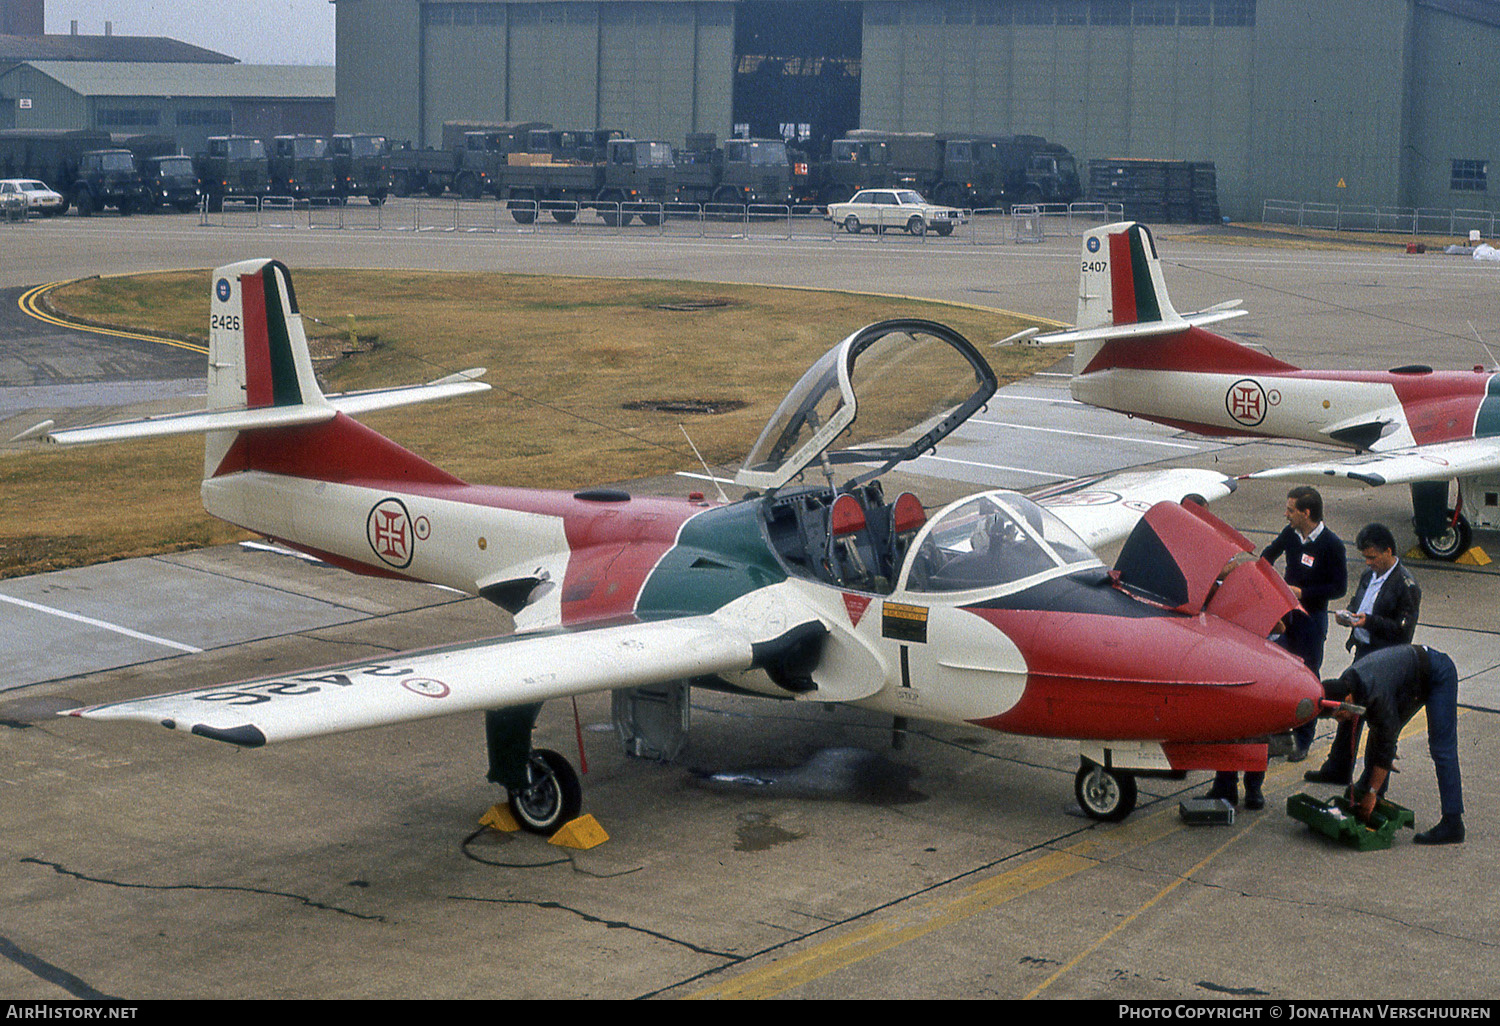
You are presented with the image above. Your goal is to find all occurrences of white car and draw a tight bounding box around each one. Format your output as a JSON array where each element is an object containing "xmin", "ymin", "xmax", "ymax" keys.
[
  {"xmin": 826, "ymin": 188, "xmax": 967, "ymax": 236},
  {"xmin": 0, "ymin": 179, "xmax": 66, "ymax": 217}
]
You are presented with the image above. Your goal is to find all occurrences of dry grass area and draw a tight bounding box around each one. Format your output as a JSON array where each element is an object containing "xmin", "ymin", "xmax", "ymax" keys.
[{"xmin": 2, "ymin": 270, "xmax": 1057, "ymax": 578}]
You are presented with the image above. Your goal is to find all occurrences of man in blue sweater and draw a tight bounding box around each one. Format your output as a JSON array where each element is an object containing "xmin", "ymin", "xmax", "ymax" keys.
[{"xmin": 1208, "ymin": 486, "xmax": 1347, "ymax": 809}]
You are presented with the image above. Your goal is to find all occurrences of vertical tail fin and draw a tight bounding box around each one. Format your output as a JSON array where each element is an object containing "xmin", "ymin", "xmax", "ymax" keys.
[
  {"xmin": 1075, "ymin": 222, "xmax": 1184, "ymax": 343},
  {"xmin": 205, "ymin": 259, "xmax": 331, "ymax": 474},
  {"xmin": 26, "ymin": 260, "xmax": 489, "ymax": 479}
]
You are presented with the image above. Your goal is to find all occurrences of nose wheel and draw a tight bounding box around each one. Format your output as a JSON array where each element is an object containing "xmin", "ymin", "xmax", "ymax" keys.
[
  {"xmin": 508, "ymin": 748, "xmax": 583, "ymax": 836},
  {"xmin": 1075, "ymin": 762, "xmax": 1138, "ymax": 822}
]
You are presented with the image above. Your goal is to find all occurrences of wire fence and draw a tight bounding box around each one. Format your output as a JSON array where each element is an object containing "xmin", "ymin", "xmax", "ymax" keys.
[
  {"xmin": 197, "ymin": 195, "xmax": 1124, "ymax": 245},
  {"xmin": 1262, "ymin": 199, "xmax": 1500, "ymax": 237}
]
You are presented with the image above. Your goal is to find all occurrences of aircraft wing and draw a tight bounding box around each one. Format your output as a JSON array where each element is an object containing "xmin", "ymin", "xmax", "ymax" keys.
[
  {"xmin": 1244, "ymin": 437, "xmax": 1500, "ymax": 488},
  {"xmin": 1030, "ymin": 467, "xmax": 1236, "ymax": 548},
  {"xmin": 65, "ymin": 591, "xmax": 825, "ymax": 747}
]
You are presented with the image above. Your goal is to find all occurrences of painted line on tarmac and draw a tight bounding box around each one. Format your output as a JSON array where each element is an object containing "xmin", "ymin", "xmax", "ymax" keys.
[
  {"xmin": 910, "ymin": 453, "xmax": 1073, "ymax": 480},
  {"xmin": 686, "ymin": 807, "xmax": 1186, "ymax": 999},
  {"xmin": 18, "ymin": 281, "xmax": 208, "ymax": 355},
  {"xmin": 1020, "ymin": 707, "xmax": 1470, "ymax": 999},
  {"xmin": 0, "ymin": 592, "xmax": 203, "ymax": 654},
  {"xmin": 971, "ymin": 417, "xmax": 1204, "ymax": 450},
  {"xmin": 690, "ymin": 707, "xmax": 1470, "ymax": 1000}
]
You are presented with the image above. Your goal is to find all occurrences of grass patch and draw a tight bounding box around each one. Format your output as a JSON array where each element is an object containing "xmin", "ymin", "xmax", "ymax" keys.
[{"xmin": 3, "ymin": 270, "xmax": 1058, "ymax": 578}]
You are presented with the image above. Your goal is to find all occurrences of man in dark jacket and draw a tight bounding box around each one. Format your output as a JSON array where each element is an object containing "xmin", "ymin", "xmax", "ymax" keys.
[
  {"xmin": 1321, "ymin": 645, "xmax": 1464, "ymax": 845},
  {"xmin": 1308, "ymin": 523, "xmax": 1421, "ymax": 785},
  {"xmin": 1208, "ymin": 486, "xmax": 1346, "ymax": 809}
]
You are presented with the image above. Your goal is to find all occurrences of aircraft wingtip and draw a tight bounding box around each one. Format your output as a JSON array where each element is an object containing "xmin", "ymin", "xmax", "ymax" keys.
[{"xmin": 8, "ymin": 419, "xmax": 55, "ymax": 443}]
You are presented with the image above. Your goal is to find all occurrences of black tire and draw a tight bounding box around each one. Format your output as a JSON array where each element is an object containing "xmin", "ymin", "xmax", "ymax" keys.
[
  {"xmin": 508, "ymin": 194, "xmax": 537, "ymax": 224},
  {"xmin": 843, "ymin": 214, "xmax": 861, "ymax": 234},
  {"xmin": 1074, "ymin": 763, "xmax": 1137, "ymax": 822},
  {"xmin": 934, "ymin": 184, "xmax": 965, "ymax": 209},
  {"xmin": 458, "ymin": 175, "xmax": 483, "ymax": 201},
  {"xmin": 369, "ymin": 192, "xmax": 387, "ymax": 206},
  {"xmin": 73, "ymin": 188, "xmax": 94, "ymax": 217},
  {"xmin": 1418, "ymin": 510, "xmax": 1472, "ymax": 561},
  {"xmin": 507, "ymin": 749, "xmax": 582, "ymax": 836},
  {"xmin": 934, "ymin": 222, "xmax": 954, "ymax": 237},
  {"xmin": 550, "ymin": 208, "xmax": 577, "ymax": 224},
  {"xmin": 906, "ymin": 215, "xmax": 926, "ymax": 236}
]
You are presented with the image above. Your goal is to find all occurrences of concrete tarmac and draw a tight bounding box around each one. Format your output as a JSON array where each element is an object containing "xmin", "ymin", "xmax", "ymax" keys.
[{"xmin": 1, "ymin": 212, "xmax": 1497, "ymax": 1000}]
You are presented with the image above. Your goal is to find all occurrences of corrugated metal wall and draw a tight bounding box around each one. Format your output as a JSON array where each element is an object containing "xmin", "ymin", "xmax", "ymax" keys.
[{"xmin": 334, "ymin": 0, "xmax": 1500, "ymax": 219}]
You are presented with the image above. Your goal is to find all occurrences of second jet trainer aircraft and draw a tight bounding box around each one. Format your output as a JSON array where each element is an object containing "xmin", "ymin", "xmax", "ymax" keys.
[
  {"xmin": 21, "ymin": 260, "xmax": 1324, "ymax": 828},
  {"xmin": 1027, "ymin": 221, "xmax": 1499, "ymax": 560}
]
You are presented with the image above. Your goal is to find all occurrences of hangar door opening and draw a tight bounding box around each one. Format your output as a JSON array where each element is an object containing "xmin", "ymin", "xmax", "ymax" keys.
[{"xmin": 732, "ymin": 0, "xmax": 861, "ymax": 157}]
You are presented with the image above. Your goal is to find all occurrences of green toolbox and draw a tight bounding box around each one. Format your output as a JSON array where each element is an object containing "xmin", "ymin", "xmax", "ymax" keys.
[{"xmin": 1286, "ymin": 792, "xmax": 1416, "ymax": 851}]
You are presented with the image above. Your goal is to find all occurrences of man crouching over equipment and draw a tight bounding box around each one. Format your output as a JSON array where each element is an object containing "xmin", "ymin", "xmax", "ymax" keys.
[{"xmin": 1322, "ymin": 645, "xmax": 1465, "ymax": 845}]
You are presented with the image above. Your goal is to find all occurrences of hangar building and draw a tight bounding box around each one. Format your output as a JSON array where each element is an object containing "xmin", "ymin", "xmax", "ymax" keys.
[{"xmin": 333, "ymin": 0, "xmax": 1500, "ymax": 220}]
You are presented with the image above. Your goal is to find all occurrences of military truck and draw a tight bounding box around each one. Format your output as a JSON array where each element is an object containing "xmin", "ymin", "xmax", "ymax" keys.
[
  {"xmin": 268, "ymin": 135, "xmax": 335, "ymax": 199},
  {"xmin": 386, "ymin": 121, "xmax": 548, "ymax": 199},
  {"xmin": 138, "ymin": 154, "xmax": 201, "ymax": 212},
  {"xmin": 195, "ymin": 135, "xmax": 269, "ymax": 210},
  {"xmin": 927, "ymin": 134, "xmax": 1081, "ymax": 209},
  {"xmin": 0, "ymin": 129, "xmax": 151, "ymax": 214},
  {"xmin": 814, "ymin": 130, "xmax": 1081, "ymax": 210},
  {"xmin": 673, "ymin": 135, "xmax": 795, "ymax": 208},
  {"xmin": 330, "ymin": 134, "xmax": 391, "ymax": 204},
  {"xmin": 490, "ymin": 137, "xmax": 679, "ymax": 225}
]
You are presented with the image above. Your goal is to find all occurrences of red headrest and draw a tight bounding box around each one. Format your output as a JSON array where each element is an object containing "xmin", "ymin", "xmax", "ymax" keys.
[
  {"xmin": 830, "ymin": 493, "xmax": 867, "ymax": 536},
  {"xmin": 892, "ymin": 492, "xmax": 926, "ymax": 535}
]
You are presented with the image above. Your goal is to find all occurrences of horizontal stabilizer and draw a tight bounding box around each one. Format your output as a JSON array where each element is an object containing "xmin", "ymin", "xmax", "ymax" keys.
[
  {"xmin": 1244, "ymin": 438, "xmax": 1500, "ymax": 488},
  {"xmin": 327, "ymin": 372, "xmax": 490, "ymax": 416},
  {"xmin": 21, "ymin": 373, "xmax": 490, "ymax": 446},
  {"xmin": 25, "ymin": 404, "xmax": 337, "ymax": 446},
  {"xmin": 1028, "ymin": 307, "xmax": 1248, "ymax": 349}
]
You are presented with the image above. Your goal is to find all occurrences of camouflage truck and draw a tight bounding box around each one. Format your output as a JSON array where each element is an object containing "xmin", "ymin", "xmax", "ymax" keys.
[
  {"xmin": 673, "ymin": 135, "xmax": 795, "ymax": 208},
  {"xmin": 490, "ymin": 138, "xmax": 679, "ymax": 225},
  {"xmin": 195, "ymin": 135, "xmax": 269, "ymax": 210},
  {"xmin": 813, "ymin": 130, "xmax": 1081, "ymax": 210},
  {"xmin": 0, "ymin": 129, "xmax": 149, "ymax": 214},
  {"xmin": 269, "ymin": 135, "xmax": 336, "ymax": 199},
  {"xmin": 330, "ymin": 134, "xmax": 392, "ymax": 204}
]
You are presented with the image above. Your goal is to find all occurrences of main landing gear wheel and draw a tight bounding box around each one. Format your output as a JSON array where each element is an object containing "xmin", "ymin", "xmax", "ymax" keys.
[
  {"xmin": 1417, "ymin": 510, "xmax": 1472, "ymax": 561},
  {"xmin": 507, "ymin": 748, "xmax": 582, "ymax": 835},
  {"xmin": 1075, "ymin": 763, "xmax": 1137, "ymax": 822}
]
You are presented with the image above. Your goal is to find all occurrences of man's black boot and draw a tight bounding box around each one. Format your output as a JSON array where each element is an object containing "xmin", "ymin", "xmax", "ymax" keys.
[
  {"xmin": 1413, "ymin": 815, "xmax": 1465, "ymax": 846},
  {"xmin": 1303, "ymin": 761, "xmax": 1352, "ymax": 785}
]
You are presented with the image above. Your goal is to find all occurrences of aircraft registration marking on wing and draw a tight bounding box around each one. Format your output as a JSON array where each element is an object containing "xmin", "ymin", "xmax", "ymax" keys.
[
  {"xmin": 192, "ymin": 665, "xmax": 416, "ymax": 707},
  {"xmin": 881, "ymin": 602, "xmax": 928, "ymax": 644}
]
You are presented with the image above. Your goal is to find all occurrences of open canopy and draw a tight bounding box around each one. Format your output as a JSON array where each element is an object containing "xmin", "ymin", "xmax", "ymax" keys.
[{"xmin": 734, "ymin": 319, "xmax": 997, "ymax": 492}]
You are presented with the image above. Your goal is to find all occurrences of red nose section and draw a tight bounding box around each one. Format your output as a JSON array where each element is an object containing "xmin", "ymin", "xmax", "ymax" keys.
[{"xmin": 970, "ymin": 608, "xmax": 1323, "ymax": 742}]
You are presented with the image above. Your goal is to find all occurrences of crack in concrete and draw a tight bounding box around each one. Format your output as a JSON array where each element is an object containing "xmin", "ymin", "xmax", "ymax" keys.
[
  {"xmin": 449, "ymin": 893, "xmax": 737, "ymax": 959},
  {"xmin": 21, "ymin": 857, "xmax": 388, "ymax": 923}
]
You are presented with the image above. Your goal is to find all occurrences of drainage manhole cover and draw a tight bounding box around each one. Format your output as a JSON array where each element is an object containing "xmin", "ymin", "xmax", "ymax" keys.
[
  {"xmin": 623, "ymin": 398, "xmax": 747, "ymax": 415},
  {"xmin": 653, "ymin": 299, "xmax": 731, "ymax": 311}
]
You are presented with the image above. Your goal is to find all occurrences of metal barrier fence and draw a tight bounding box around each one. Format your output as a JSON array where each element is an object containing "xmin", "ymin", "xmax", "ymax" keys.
[
  {"xmin": 198, "ymin": 195, "xmax": 1124, "ymax": 243},
  {"xmin": 1262, "ymin": 199, "xmax": 1499, "ymax": 237}
]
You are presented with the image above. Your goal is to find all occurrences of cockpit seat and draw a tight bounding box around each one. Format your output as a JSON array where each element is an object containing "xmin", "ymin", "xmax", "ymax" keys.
[
  {"xmin": 829, "ymin": 492, "xmax": 881, "ymax": 591},
  {"xmin": 889, "ymin": 492, "xmax": 926, "ymax": 573}
]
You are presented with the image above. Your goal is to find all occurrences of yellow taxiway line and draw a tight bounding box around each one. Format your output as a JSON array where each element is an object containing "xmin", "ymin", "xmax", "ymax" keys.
[
  {"xmin": 690, "ymin": 709, "xmax": 1462, "ymax": 1000},
  {"xmin": 17, "ymin": 281, "xmax": 208, "ymax": 355}
]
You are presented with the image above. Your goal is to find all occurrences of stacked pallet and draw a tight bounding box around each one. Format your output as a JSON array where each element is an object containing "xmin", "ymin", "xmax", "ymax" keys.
[{"xmin": 1088, "ymin": 158, "xmax": 1221, "ymax": 224}]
